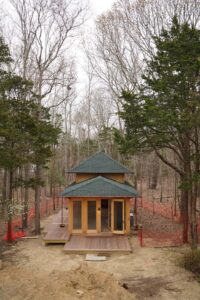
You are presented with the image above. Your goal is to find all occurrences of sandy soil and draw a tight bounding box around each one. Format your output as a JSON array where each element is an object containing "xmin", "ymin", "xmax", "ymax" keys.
[{"xmin": 1, "ymin": 216, "xmax": 200, "ymax": 300}]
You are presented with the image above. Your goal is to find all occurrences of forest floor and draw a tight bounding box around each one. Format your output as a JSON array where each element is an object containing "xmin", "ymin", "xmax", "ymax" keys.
[{"xmin": 1, "ymin": 214, "xmax": 200, "ymax": 300}]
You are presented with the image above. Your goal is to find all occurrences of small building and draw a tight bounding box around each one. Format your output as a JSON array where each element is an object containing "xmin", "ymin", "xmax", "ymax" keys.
[{"xmin": 61, "ymin": 151, "xmax": 138, "ymax": 236}]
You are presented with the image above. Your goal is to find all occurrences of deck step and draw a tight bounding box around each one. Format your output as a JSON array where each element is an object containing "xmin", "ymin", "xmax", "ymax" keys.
[{"xmin": 63, "ymin": 235, "xmax": 132, "ymax": 253}]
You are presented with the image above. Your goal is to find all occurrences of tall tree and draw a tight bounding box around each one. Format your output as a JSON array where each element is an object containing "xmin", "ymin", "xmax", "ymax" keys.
[
  {"xmin": 5, "ymin": 0, "xmax": 88, "ymax": 233},
  {"xmin": 0, "ymin": 36, "xmax": 61, "ymax": 238},
  {"xmin": 115, "ymin": 17, "xmax": 200, "ymax": 248}
]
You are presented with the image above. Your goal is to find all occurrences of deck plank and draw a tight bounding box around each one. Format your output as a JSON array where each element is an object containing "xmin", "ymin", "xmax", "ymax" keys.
[
  {"xmin": 43, "ymin": 209, "xmax": 70, "ymax": 244},
  {"xmin": 43, "ymin": 209, "xmax": 131, "ymax": 252},
  {"xmin": 64, "ymin": 235, "xmax": 132, "ymax": 253}
]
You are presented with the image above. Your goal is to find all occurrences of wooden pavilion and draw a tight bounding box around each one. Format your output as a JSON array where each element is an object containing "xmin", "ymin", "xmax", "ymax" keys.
[
  {"xmin": 44, "ymin": 151, "xmax": 138, "ymax": 253},
  {"xmin": 62, "ymin": 152, "xmax": 138, "ymax": 235}
]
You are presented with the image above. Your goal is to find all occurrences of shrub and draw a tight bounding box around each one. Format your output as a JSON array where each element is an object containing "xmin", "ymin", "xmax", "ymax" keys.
[{"xmin": 181, "ymin": 250, "xmax": 200, "ymax": 275}]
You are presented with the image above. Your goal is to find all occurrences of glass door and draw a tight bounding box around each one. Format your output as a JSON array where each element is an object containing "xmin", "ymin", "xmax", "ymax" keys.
[
  {"xmin": 101, "ymin": 199, "xmax": 111, "ymax": 232},
  {"xmin": 87, "ymin": 200, "xmax": 97, "ymax": 233},
  {"xmin": 72, "ymin": 200, "xmax": 82, "ymax": 233},
  {"xmin": 112, "ymin": 200, "xmax": 124, "ymax": 234}
]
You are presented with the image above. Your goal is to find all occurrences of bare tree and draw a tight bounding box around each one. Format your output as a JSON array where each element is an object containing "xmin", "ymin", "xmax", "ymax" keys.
[
  {"xmin": 84, "ymin": 0, "xmax": 200, "ymax": 132},
  {"xmin": 5, "ymin": 0, "xmax": 88, "ymax": 234},
  {"xmin": 116, "ymin": 0, "xmax": 200, "ymax": 60}
]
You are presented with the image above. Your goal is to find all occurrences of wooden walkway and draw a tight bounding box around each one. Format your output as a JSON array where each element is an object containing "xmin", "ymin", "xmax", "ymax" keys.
[
  {"xmin": 43, "ymin": 209, "xmax": 70, "ymax": 244},
  {"xmin": 64, "ymin": 235, "xmax": 132, "ymax": 253}
]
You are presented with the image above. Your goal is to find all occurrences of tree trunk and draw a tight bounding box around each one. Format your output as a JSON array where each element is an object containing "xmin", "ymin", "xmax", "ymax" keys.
[
  {"xmin": 150, "ymin": 153, "xmax": 159, "ymax": 189},
  {"xmin": 22, "ymin": 165, "xmax": 29, "ymax": 229},
  {"xmin": 189, "ymin": 186, "xmax": 198, "ymax": 249},
  {"xmin": 50, "ymin": 173, "xmax": 53, "ymax": 197},
  {"xmin": 189, "ymin": 127, "xmax": 199, "ymax": 249},
  {"xmin": 7, "ymin": 169, "xmax": 13, "ymax": 242},
  {"xmin": 2, "ymin": 169, "xmax": 8, "ymax": 213},
  {"xmin": 52, "ymin": 144, "xmax": 56, "ymax": 211},
  {"xmin": 35, "ymin": 165, "xmax": 41, "ymax": 235},
  {"xmin": 180, "ymin": 186, "xmax": 189, "ymax": 244}
]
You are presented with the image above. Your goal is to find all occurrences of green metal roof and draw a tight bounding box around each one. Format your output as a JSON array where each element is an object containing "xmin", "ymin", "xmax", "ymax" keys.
[
  {"xmin": 61, "ymin": 176, "xmax": 138, "ymax": 197},
  {"xmin": 68, "ymin": 151, "xmax": 131, "ymax": 174}
]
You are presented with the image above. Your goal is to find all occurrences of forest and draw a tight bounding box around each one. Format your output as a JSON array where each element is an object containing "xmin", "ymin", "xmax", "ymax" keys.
[{"xmin": 0, "ymin": 0, "xmax": 200, "ymax": 251}]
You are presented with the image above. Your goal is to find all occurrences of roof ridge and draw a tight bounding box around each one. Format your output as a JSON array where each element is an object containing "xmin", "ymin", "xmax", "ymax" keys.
[
  {"xmin": 69, "ymin": 152, "xmax": 100, "ymax": 172},
  {"xmin": 68, "ymin": 151, "xmax": 131, "ymax": 173}
]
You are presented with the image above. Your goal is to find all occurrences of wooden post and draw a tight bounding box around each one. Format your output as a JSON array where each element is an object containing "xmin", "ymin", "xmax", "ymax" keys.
[
  {"xmin": 138, "ymin": 224, "xmax": 143, "ymax": 247},
  {"xmin": 60, "ymin": 197, "xmax": 65, "ymax": 227},
  {"xmin": 68, "ymin": 198, "xmax": 73, "ymax": 234},
  {"xmin": 174, "ymin": 171, "xmax": 177, "ymax": 216},
  {"xmin": 82, "ymin": 200, "xmax": 87, "ymax": 234},
  {"xmin": 7, "ymin": 169, "xmax": 14, "ymax": 242},
  {"xmin": 53, "ymin": 186, "xmax": 56, "ymax": 211},
  {"xmin": 153, "ymin": 198, "xmax": 155, "ymax": 215},
  {"xmin": 126, "ymin": 199, "xmax": 130, "ymax": 234},
  {"xmin": 61, "ymin": 197, "xmax": 64, "ymax": 225},
  {"xmin": 111, "ymin": 200, "xmax": 114, "ymax": 232},
  {"xmin": 134, "ymin": 197, "xmax": 138, "ymax": 229},
  {"xmin": 46, "ymin": 198, "xmax": 48, "ymax": 216}
]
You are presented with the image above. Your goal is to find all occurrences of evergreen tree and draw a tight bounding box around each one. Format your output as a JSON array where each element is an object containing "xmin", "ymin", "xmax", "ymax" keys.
[
  {"xmin": 115, "ymin": 17, "xmax": 200, "ymax": 248},
  {"xmin": 0, "ymin": 38, "xmax": 61, "ymax": 240}
]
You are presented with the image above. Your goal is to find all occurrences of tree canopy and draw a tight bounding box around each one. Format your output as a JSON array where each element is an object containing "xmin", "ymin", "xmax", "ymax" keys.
[{"xmin": 115, "ymin": 16, "xmax": 200, "ymax": 248}]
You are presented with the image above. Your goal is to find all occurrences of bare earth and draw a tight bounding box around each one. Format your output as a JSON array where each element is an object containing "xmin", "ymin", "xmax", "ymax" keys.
[{"xmin": 1, "ymin": 216, "xmax": 200, "ymax": 300}]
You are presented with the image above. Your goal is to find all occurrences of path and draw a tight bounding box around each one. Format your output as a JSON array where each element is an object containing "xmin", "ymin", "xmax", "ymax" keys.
[{"xmin": 1, "ymin": 213, "xmax": 200, "ymax": 300}]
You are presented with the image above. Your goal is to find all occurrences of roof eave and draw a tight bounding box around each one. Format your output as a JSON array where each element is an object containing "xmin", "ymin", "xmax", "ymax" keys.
[
  {"xmin": 65, "ymin": 170, "xmax": 133, "ymax": 174},
  {"xmin": 61, "ymin": 194, "xmax": 138, "ymax": 198}
]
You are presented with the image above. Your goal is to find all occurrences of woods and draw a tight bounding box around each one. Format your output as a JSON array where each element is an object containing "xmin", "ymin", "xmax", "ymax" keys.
[
  {"xmin": 0, "ymin": 0, "xmax": 200, "ymax": 250},
  {"xmin": 1, "ymin": 1, "xmax": 200, "ymax": 300}
]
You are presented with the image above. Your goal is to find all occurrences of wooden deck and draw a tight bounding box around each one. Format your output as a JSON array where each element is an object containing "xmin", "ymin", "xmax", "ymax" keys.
[
  {"xmin": 63, "ymin": 235, "xmax": 132, "ymax": 253},
  {"xmin": 43, "ymin": 209, "xmax": 70, "ymax": 244},
  {"xmin": 44, "ymin": 209, "xmax": 132, "ymax": 253}
]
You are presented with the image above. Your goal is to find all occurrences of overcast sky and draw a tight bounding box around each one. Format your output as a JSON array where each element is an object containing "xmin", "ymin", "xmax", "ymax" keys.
[
  {"xmin": 90, "ymin": 0, "xmax": 115, "ymax": 15},
  {"xmin": 75, "ymin": 0, "xmax": 116, "ymax": 94}
]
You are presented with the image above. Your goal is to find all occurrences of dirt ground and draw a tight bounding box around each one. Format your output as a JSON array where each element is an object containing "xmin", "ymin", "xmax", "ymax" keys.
[{"xmin": 1, "ymin": 216, "xmax": 200, "ymax": 300}]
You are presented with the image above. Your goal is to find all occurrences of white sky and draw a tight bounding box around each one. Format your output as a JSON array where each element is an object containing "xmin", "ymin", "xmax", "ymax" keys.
[{"xmin": 90, "ymin": 0, "xmax": 116, "ymax": 15}]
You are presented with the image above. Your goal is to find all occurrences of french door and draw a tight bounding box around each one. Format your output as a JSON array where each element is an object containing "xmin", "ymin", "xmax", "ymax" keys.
[
  {"xmin": 112, "ymin": 200, "xmax": 125, "ymax": 234},
  {"xmin": 85, "ymin": 199, "xmax": 125, "ymax": 234},
  {"xmin": 86, "ymin": 200, "xmax": 97, "ymax": 233}
]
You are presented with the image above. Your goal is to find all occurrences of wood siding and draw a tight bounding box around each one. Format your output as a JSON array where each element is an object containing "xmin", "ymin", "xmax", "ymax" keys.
[{"xmin": 76, "ymin": 173, "xmax": 125, "ymax": 183}]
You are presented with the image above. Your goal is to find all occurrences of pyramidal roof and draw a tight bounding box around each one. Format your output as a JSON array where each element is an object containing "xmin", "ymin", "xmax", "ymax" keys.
[
  {"xmin": 61, "ymin": 176, "xmax": 138, "ymax": 197},
  {"xmin": 68, "ymin": 151, "xmax": 131, "ymax": 174}
]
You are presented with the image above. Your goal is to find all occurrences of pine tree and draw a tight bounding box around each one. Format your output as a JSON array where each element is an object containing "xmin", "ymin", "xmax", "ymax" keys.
[
  {"xmin": 116, "ymin": 17, "xmax": 200, "ymax": 248},
  {"xmin": 0, "ymin": 38, "xmax": 61, "ymax": 240}
]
